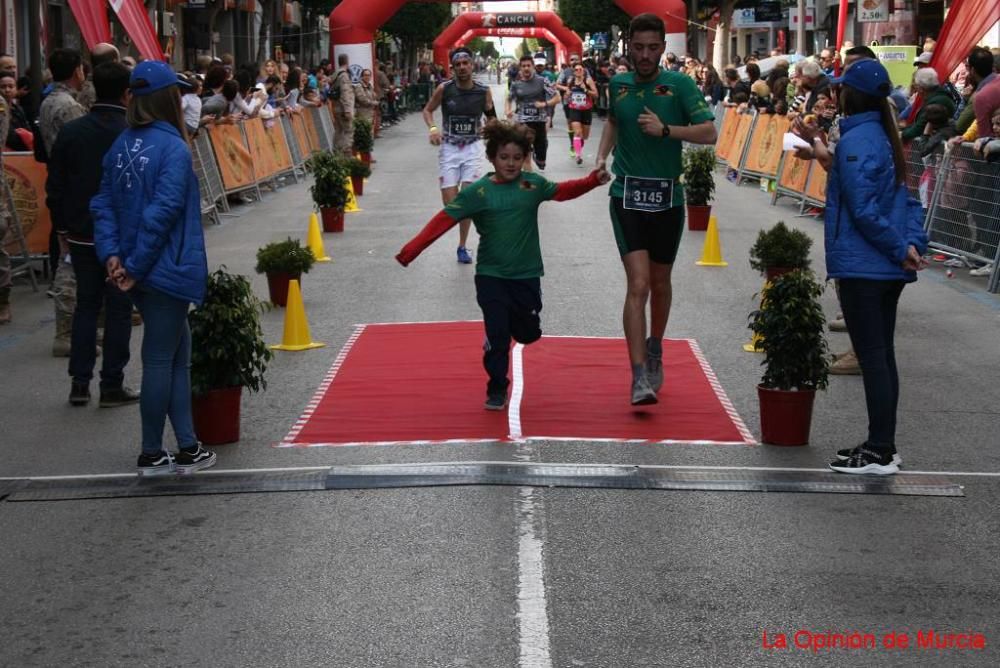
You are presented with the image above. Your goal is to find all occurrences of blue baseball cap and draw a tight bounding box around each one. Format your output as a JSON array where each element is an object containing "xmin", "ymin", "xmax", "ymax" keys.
[
  {"xmin": 829, "ymin": 58, "xmax": 892, "ymax": 98},
  {"xmin": 130, "ymin": 61, "xmax": 193, "ymax": 96}
]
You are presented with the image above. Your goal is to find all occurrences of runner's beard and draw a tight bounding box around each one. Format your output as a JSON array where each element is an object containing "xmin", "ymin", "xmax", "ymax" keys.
[{"xmin": 632, "ymin": 57, "xmax": 657, "ymax": 78}]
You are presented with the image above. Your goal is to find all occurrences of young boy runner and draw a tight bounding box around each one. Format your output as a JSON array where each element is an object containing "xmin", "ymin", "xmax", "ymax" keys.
[{"xmin": 397, "ymin": 121, "xmax": 610, "ymax": 410}]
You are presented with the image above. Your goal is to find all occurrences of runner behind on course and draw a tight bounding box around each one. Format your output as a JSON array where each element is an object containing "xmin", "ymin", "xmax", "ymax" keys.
[
  {"xmin": 557, "ymin": 62, "xmax": 598, "ymax": 165},
  {"xmin": 397, "ymin": 120, "xmax": 611, "ymax": 411},
  {"xmin": 506, "ymin": 54, "xmax": 560, "ymax": 170},
  {"xmin": 595, "ymin": 13, "xmax": 717, "ymax": 406},
  {"xmin": 557, "ymin": 54, "xmax": 591, "ymax": 157},
  {"xmin": 423, "ymin": 47, "xmax": 496, "ymax": 265}
]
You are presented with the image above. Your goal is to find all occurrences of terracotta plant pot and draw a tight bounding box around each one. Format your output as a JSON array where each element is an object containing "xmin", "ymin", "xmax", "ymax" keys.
[
  {"xmin": 320, "ymin": 207, "xmax": 344, "ymax": 233},
  {"xmin": 265, "ymin": 271, "xmax": 301, "ymax": 307},
  {"xmin": 687, "ymin": 204, "xmax": 711, "ymax": 231},
  {"xmin": 351, "ymin": 175, "xmax": 364, "ymax": 197},
  {"xmin": 360, "ymin": 152, "xmax": 372, "ymax": 167},
  {"xmin": 192, "ymin": 386, "xmax": 242, "ymax": 445},
  {"xmin": 757, "ymin": 384, "xmax": 816, "ymax": 446},
  {"xmin": 765, "ymin": 266, "xmax": 794, "ymax": 282}
]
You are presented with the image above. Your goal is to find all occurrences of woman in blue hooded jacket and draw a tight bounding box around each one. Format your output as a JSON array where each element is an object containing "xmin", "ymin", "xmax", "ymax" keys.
[
  {"xmin": 823, "ymin": 60, "xmax": 928, "ymax": 476},
  {"xmin": 92, "ymin": 61, "xmax": 215, "ymax": 477}
]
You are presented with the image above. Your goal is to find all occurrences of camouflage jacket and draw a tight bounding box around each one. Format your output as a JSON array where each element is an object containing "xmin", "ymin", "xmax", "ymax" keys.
[{"xmin": 39, "ymin": 82, "xmax": 85, "ymax": 155}]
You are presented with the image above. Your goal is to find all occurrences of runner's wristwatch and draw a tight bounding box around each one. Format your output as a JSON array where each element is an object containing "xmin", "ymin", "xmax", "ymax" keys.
[{"xmin": 661, "ymin": 124, "xmax": 671, "ymax": 138}]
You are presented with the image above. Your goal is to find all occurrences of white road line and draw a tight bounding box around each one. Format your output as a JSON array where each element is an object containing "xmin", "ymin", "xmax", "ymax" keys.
[
  {"xmin": 509, "ymin": 343, "xmax": 525, "ymax": 441},
  {"xmin": 516, "ymin": 486, "xmax": 552, "ymax": 668}
]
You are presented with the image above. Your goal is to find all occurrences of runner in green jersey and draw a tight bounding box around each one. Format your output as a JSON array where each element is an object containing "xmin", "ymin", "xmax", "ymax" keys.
[
  {"xmin": 398, "ymin": 121, "xmax": 609, "ymax": 411},
  {"xmin": 595, "ymin": 13, "xmax": 717, "ymax": 406}
]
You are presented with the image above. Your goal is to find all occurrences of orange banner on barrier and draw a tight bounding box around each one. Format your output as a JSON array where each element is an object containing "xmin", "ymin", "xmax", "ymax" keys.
[
  {"xmin": 804, "ymin": 162, "xmax": 828, "ymax": 204},
  {"xmin": 744, "ymin": 114, "xmax": 790, "ymax": 178},
  {"xmin": 727, "ymin": 114, "xmax": 755, "ymax": 170},
  {"xmin": 291, "ymin": 113, "xmax": 312, "ymax": 157},
  {"xmin": 242, "ymin": 118, "xmax": 278, "ymax": 182},
  {"xmin": 208, "ymin": 124, "xmax": 255, "ymax": 191},
  {"xmin": 3, "ymin": 154, "xmax": 52, "ymax": 254},
  {"xmin": 777, "ymin": 151, "xmax": 810, "ymax": 194},
  {"xmin": 302, "ymin": 110, "xmax": 322, "ymax": 154},
  {"xmin": 715, "ymin": 108, "xmax": 740, "ymax": 162},
  {"xmin": 263, "ymin": 121, "xmax": 293, "ymax": 172}
]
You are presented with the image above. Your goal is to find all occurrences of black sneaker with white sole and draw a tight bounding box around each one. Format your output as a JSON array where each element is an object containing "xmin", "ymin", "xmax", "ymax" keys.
[
  {"xmin": 137, "ymin": 451, "xmax": 175, "ymax": 477},
  {"xmin": 829, "ymin": 446, "xmax": 899, "ymax": 475},
  {"xmin": 484, "ymin": 391, "xmax": 507, "ymax": 411},
  {"xmin": 175, "ymin": 444, "xmax": 217, "ymax": 475},
  {"xmin": 836, "ymin": 445, "xmax": 902, "ymax": 467}
]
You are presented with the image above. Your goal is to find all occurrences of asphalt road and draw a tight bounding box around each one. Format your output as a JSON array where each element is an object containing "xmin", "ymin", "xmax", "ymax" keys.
[{"xmin": 2, "ymin": 79, "xmax": 998, "ymax": 666}]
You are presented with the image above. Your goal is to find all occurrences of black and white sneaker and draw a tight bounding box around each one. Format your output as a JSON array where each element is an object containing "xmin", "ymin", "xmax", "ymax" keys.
[
  {"xmin": 137, "ymin": 451, "xmax": 175, "ymax": 477},
  {"xmin": 175, "ymin": 444, "xmax": 217, "ymax": 475},
  {"xmin": 829, "ymin": 446, "xmax": 899, "ymax": 475},
  {"xmin": 836, "ymin": 445, "xmax": 902, "ymax": 467}
]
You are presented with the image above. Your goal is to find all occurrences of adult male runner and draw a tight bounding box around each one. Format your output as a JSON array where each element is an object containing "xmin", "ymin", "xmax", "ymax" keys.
[
  {"xmin": 595, "ymin": 13, "xmax": 717, "ymax": 405},
  {"xmin": 506, "ymin": 54, "xmax": 559, "ymax": 170},
  {"xmin": 423, "ymin": 47, "xmax": 496, "ymax": 264}
]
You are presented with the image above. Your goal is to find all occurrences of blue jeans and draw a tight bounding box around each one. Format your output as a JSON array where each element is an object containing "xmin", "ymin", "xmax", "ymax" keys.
[
  {"xmin": 838, "ymin": 278, "xmax": 906, "ymax": 449},
  {"xmin": 131, "ymin": 287, "xmax": 197, "ymax": 454},
  {"xmin": 69, "ymin": 244, "xmax": 133, "ymax": 387}
]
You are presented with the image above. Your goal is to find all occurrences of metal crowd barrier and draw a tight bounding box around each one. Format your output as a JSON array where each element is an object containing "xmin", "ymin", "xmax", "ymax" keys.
[
  {"xmin": 281, "ymin": 115, "xmax": 307, "ymax": 175},
  {"xmin": 922, "ymin": 142, "xmax": 1000, "ymax": 292},
  {"xmin": 190, "ymin": 133, "xmax": 223, "ymax": 224}
]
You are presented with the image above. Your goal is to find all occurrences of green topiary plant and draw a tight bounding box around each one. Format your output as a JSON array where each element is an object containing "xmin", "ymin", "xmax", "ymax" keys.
[
  {"xmin": 749, "ymin": 269, "xmax": 830, "ymax": 391},
  {"xmin": 189, "ymin": 267, "xmax": 273, "ymax": 396},
  {"xmin": 254, "ymin": 238, "xmax": 316, "ymax": 275},
  {"xmin": 305, "ymin": 150, "xmax": 350, "ymax": 210},
  {"xmin": 682, "ymin": 146, "xmax": 717, "ymax": 206},
  {"xmin": 749, "ymin": 221, "xmax": 813, "ymax": 273},
  {"xmin": 353, "ymin": 117, "xmax": 374, "ymax": 154},
  {"xmin": 347, "ymin": 156, "xmax": 372, "ymax": 179}
]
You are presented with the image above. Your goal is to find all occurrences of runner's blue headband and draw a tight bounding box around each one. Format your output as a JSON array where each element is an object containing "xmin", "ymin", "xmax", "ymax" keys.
[{"xmin": 451, "ymin": 50, "xmax": 473, "ymax": 63}]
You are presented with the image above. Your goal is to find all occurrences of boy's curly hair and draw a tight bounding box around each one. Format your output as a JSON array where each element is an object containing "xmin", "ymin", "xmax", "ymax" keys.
[{"xmin": 482, "ymin": 119, "xmax": 533, "ymax": 160}]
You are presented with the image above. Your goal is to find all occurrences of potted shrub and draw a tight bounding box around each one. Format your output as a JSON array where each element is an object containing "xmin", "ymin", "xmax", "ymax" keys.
[
  {"xmin": 683, "ymin": 146, "xmax": 716, "ymax": 231},
  {"xmin": 189, "ymin": 267, "xmax": 273, "ymax": 445},
  {"xmin": 749, "ymin": 269, "xmax": 830, "ymax": 446},
  {"xmin": 347, "ymin": 156, "xmax": 372, "ymax": 197},
  {"xmin": 305, "ymin": 150, "xmax": 350, "ymax": 232},
  {"xmin": 749, "ymin": 220, "xmax": 813, "ymax": 281},
  {"xmin": 353, "ymin": 117, "xmax": 374, "ymax": 165},
  {"xmin": 255, "ymin": 237, "xmax": 316, "ymax": 306}
]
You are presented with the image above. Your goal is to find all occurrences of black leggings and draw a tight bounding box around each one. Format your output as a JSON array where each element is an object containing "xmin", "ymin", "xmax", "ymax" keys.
[
  {"xmin": 524, "ymin": 121, "xmax": 548, "ymax": 164},
  {"xmin": 838, "ymin": 278, "xmax": 906, "ymax": 448},
  {"xmin": 475, "ymin": 275, "xmax": 542, "ymax": 395}
]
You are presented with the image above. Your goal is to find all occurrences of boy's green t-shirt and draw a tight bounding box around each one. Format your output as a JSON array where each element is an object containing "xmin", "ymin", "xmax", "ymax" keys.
[
  {"xmin": 445, "ymin": 171, "xmax": 559, "ymax": 279},
  {"xmin": 608, "ymin": 69, "xmax": 715, "ymax": 204}
]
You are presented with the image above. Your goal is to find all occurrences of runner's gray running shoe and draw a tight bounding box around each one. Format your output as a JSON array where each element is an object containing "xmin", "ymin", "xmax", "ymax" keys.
[
  {"xmin": 645, "ymin": 337, "xmax": 663, "ymax": 393},
  {"xmin": 631, "ymin": 374, "xmax": 658, "ymax": 406}
]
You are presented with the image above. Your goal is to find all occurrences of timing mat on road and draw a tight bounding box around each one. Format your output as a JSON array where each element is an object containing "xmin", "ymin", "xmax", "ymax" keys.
[{"xmin": 279, "ymin": 321, "xmax": 756, "ymax": 448}]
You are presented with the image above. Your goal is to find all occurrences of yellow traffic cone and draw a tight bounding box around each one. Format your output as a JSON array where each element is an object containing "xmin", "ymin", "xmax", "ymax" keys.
[
  {"xmin": 344, "ymin": 176, "xmax": 362, "ymax": 213},
  {"xmin": 306, "ymin": 213, "xmax": 331, "ymax": 262},
  {"xmin": 696, "ymin": 215, "xmax": 728, "ymax": 267},
  {"xmin": 270, "ymin": 280, "xmax": 325, "ymax": 351},
  {"xmin": 742, "ymin": 332, "xmax": 764, "ymax": 353}
]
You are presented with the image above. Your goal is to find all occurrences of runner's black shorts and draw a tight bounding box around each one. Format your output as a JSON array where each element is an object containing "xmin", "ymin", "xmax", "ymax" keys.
[
  {"xmin": 567, "ymin": 109, "xmax": 593, "ymax": 125},
  {"xmin": 609, "ymin": 198, "xmax": 685, "ymax": 264}
]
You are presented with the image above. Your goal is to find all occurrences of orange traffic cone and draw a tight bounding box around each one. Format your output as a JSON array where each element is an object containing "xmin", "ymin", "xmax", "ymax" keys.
[
  {"xmin": 306, "ymin": 213, "xmax": 331, "ymax": 262},
  {"xmin": 696, "ymin": 215, "xmax": 728, "ymax": 267},
  {"xmin": 270, "ymin": 280, "xmax": 325, "ymax": 351}
]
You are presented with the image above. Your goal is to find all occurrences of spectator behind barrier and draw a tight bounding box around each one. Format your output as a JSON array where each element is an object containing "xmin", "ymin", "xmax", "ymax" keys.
[{"xmin": 902, "ymin": 68, "xmax": 956, "ymax": 142}]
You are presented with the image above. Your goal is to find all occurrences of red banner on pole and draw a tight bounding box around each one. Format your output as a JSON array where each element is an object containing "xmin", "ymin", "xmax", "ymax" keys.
[
  {"xmin": 68, "ymin": 0, "xmax": 111, "ymax": 50},
  {"xmin": 930, "ymin": 0, "xmax": 1000, "ymax": 87},
  {"xmin": 108, "ymin": 0, "xmax": 165, "ymax": 62}
]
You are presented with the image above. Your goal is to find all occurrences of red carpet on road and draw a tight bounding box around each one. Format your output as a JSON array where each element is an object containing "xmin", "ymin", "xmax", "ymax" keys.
[{"xmin": 280, "ymin": 321, "xmax": 755, "ymax": 448}]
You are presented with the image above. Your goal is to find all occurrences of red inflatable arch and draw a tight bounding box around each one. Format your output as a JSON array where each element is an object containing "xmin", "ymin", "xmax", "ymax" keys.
[
  {"xmin": 329, "ymin": 1, "xmax": 687, "ymax": 83},
  {"xmin": 436, "ymin": 12, "xmax": 581, "ymax": 74},
  {"xmin": 453, "ymin": 28, "xmax": 570, "ymax": 68}
]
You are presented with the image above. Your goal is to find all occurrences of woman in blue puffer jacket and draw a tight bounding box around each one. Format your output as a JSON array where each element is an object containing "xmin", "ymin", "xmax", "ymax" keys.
[
  {"xmin": 823, "ymin": 59, "xmax": 928, "ymax": 476},
  {"xmin": 92, "ymin": 61, "xmax": 215, "ymax": 478}
]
